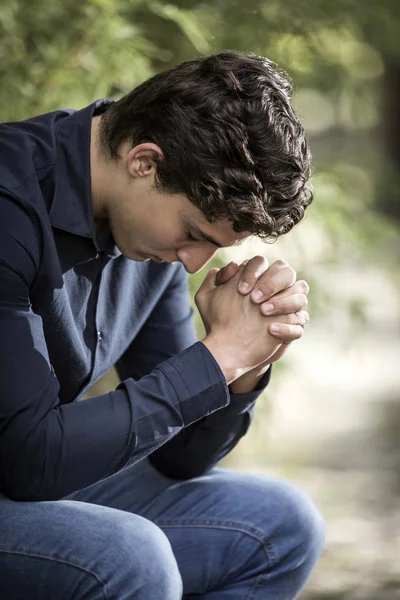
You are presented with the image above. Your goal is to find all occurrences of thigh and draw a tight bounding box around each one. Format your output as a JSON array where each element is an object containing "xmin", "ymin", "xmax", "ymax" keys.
[
  {"xmin": 67, "ymin": 458, "xmax": 324, "ymax": 597},
  {"xmin": 0, "ymin": 490, "xmax": 181, "ymax": 600}
]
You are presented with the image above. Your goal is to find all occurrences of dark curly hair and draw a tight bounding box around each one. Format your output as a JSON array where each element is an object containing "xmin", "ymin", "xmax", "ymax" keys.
[{"xmin": 99, "ymin": 50, "xmax": 313, "ymax": 240}]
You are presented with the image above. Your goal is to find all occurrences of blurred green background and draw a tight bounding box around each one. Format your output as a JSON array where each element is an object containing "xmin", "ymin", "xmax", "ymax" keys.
[{"xmin": 2, "ymin": 0, "xmax": 400, "ymax": 597}]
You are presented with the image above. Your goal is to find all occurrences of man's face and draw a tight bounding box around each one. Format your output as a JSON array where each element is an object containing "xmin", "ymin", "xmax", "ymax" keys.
[
  {"xmin": 108, "ymin": 185, "xmax": 248, "ymax": 274},
  {"xmin": 104, "ymin": 144, "xmax": 249, "ymax": 274}
]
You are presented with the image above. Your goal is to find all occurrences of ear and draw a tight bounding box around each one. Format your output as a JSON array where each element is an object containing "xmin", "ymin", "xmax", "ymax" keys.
[{"xmin": 126, "ymin": 143, "xmax": 163, "ymax": 178}]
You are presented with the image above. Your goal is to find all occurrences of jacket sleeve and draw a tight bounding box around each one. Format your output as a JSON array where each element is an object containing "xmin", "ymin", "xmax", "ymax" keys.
[
  {"xmin": 0, "ymin": 193, "xmax": 230, "ymax": 502},
  {"xmin": 116, "ymin": 263, "xmax": 272, "ymax": 480}
]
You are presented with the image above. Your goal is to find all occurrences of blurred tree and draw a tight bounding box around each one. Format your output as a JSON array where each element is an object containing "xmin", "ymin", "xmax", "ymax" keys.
[
  {"xmin": 1, "ymin": 0, "xmax": 399, "ymax": 323},
  {"xmin": 0, "ymin": 0, "xmax": 157, "ymax": 119}
]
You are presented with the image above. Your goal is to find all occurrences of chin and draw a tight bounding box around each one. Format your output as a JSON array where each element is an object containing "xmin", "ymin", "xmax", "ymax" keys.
[
  {"xmin": 119, "ymin": 246, "xmax": 147, "ymax": 261},
  {"xmin": 125, "ymin": 243, "xmax": 147, "ymax": 260}
]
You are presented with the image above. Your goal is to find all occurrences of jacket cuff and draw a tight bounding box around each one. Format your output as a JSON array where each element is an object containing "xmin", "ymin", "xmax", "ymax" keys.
[
  {"xmin": 156, "ymin": 341, "xmax": 230, "ymax": 425},
  {"xmin": 228, "ymin": 366, "xmax": 272, "ymax": 414}
]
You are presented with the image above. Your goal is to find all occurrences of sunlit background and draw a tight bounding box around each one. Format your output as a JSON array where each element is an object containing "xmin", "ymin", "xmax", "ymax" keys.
[{"xmin": 2, "ymin": 1, "xmax": 400, "ymax": 597}]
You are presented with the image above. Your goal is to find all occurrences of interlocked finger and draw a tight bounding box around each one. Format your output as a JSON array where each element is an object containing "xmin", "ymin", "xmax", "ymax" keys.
[
  {"xmin": 261, "ymin": 292, "xmax": 308, "ymax": 316},
  {"xmin": 269, "ymin": 322, "xmax": 304, "ymax": 343},
  {"xmin": 250, "ymin": 262, "xmax": 297, "ymax": 303},
  {"xmin": 267, "ymin": 309, "xmax": 309, "ymax": 342}
]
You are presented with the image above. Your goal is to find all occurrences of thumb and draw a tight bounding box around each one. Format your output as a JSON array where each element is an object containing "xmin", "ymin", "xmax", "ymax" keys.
[
  {"xmin": 216, "ymin": 261, "xmax": 240, "ymax": 285},
  {"xmin": 198, "ymin": 268, "xmax": 220, "ymax": 294}
]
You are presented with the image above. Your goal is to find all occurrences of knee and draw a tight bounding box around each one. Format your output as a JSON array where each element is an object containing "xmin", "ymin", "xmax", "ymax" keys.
[
  {"xmin": 107, "ymin": 513, "xmax": 183, "ymax": 598},
  {"xmin": 63, "ymin": 501, "xmax": 182, "ymax": 599},
  {"xmin": 268, "ymin": 479, "xmax": 326, "ymax": 568}
]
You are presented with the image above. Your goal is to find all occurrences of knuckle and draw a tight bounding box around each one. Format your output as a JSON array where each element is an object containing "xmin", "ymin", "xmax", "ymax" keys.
[
  {"xmin": 294, "ymin": 326, "xmax": 304, "ymax": 339},
  {"xmin": 252, "ymin": 256, "xmax": 269, "ymax": 273},
  {"xmin": 297, "ymin": 280, "xmax": 310, "ymax": 294},
  {"xmin": 286, "ymin": 313, "xmax": 297, "ymax": 326},
  {"xmin": 285, "ymin": 311, "xmax": 309, "ymax": 327},
  {"xmin": 303, "ymin": 311, "xmax": 310, "ymax": 323},
  {"xmin": 245, "ymin": 255, "xmax": 265, "ymax": 270},
  {"xmin": 285, "ymin": 324, "xmax": 303, "ymax": 340},
  {"xmin": 286, "ymin": 265, "xmax": 297, "ymax": 281},
  {"xmin": 273, "ymin": 259, "xmax": 288, "ymax": 269},
  {"xmin": 299, "ymin": 293, "xmax": 308, "ymax": 309},
  {"xmin": 296, "ymin": 312, "xmax": 307, "ymax": 326}
]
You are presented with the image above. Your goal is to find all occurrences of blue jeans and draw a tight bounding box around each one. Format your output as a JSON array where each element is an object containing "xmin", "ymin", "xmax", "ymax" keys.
[{"xmin": 0, "ymin": 458, "xmax": 325, "ymax": 599}]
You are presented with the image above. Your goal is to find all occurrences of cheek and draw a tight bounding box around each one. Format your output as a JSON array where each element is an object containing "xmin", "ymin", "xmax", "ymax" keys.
[
  {"xmin": 109, "ymin": 200, "xmax": 184, "ymax": 252},
  {"xmin": 107, "ymin": 210, "xmax": 139, "ymax": 255},
  {"xmin": 149, "ymin": 224, "xmax": 184, "ymax": 250}
]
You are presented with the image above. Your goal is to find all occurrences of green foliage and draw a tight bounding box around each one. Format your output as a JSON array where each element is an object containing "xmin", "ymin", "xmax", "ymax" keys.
[
  {"xmin": 0, "ymin": 0, "xmax": 157, "ymax": 119},
  {"xmin": 1, "ymin": 0, "xmax": 399, "ymax": 332}
]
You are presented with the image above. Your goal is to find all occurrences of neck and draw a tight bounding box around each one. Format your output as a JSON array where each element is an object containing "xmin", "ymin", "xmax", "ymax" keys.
[{"xmin": 90, "ymin": 115, "xmax": 110, "ymax": 221}]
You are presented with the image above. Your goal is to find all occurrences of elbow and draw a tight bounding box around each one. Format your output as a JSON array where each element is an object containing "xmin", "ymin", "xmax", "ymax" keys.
[
  {"xmin": 1, "ymin": 451, "xmax": 45, "ymax": 501},
  {"xmin": 1, "ymin": 473, "xmax": 41, "ymax": 502},
  {"xmin": 1, "ymin": 435, "xmax": 52, "ymax": 502}
]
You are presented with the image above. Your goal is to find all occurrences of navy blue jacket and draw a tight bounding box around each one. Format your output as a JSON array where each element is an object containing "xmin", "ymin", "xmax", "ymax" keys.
[{"xmin": 0, "ymin": 100, "xmax": 270, "ymax": 501}]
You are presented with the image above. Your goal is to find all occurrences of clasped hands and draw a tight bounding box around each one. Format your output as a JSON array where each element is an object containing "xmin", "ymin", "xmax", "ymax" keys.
[{"xmin": 197, "ymin": 256, "xmax": 309, "ymax": 391}]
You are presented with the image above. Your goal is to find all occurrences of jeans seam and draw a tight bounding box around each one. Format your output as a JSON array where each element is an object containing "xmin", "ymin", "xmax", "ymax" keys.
[
  {"xmin": 246, "ymin": 573, "xmax": 269, "ymax": 600},
  {"xmin": 0, "ymin": 548, "xmax": 109, "ymax": 599},
  {"xmin": 155, "ymin": 518, "xmax": 277, "ymax": 572}
]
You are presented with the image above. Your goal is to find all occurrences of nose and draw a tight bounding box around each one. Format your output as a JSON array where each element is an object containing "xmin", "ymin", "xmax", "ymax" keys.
[{"xmin": 177, "ymin": 247, "xmax": 218, "ymax": 274}]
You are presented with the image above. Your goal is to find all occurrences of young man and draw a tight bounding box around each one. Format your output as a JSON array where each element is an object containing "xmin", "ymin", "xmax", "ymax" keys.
[{"xmin": 0, "ymin": 51, "xmax": 324, "ymax": 598}]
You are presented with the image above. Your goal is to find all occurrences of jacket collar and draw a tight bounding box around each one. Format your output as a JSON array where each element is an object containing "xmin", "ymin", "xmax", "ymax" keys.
[{"xmin": 49, "ymin": 98, "xmax": 121, "ymax": 259}]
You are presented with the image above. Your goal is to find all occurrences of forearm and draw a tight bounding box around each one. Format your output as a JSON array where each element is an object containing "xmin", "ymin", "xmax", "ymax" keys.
[
  {"xmin": 2, "ymin": 342, "xmax": 229, "ymax": 501},
  {"xmin": 149, "ymin": 399, "xmax": 255, "ymax": 478},
  {"xmin": 149, "ymin": 367, "xmax": 272, "ymax": 479}
]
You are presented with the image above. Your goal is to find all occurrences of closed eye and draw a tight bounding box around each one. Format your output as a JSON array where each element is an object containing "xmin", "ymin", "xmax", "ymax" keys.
[
  {"xmin": 185, "ymin": 228, "xmax": 197, "ymax": 242},
  {"xmin": 183, "ymin": 219, "xmax": 224, "ymax": 248}
]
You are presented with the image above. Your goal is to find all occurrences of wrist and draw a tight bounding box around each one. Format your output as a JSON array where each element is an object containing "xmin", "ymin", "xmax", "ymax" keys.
[
  {"xmin": 229, "ymin": 364, "xmax": 271, "ymax": 395},
  {"xmin": 201, "ymin": 334, "xmax": 246, "ymax": 384}
]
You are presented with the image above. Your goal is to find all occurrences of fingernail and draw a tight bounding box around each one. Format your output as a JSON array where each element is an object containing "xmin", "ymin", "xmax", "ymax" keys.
[
  {"xmin": 251, "ymin": 289, "xmax": 263, "ymax": 301},
  {"xmin": 239, "ymin": 282, "xmax": 249, "ymax": 293},
  {"xmin": 262, "ymin": 303, "xmax": 274, "ymax": 315},
  {"xmin": 270, "ymin": 324, "xmax": 281, "ymax": 334}
]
